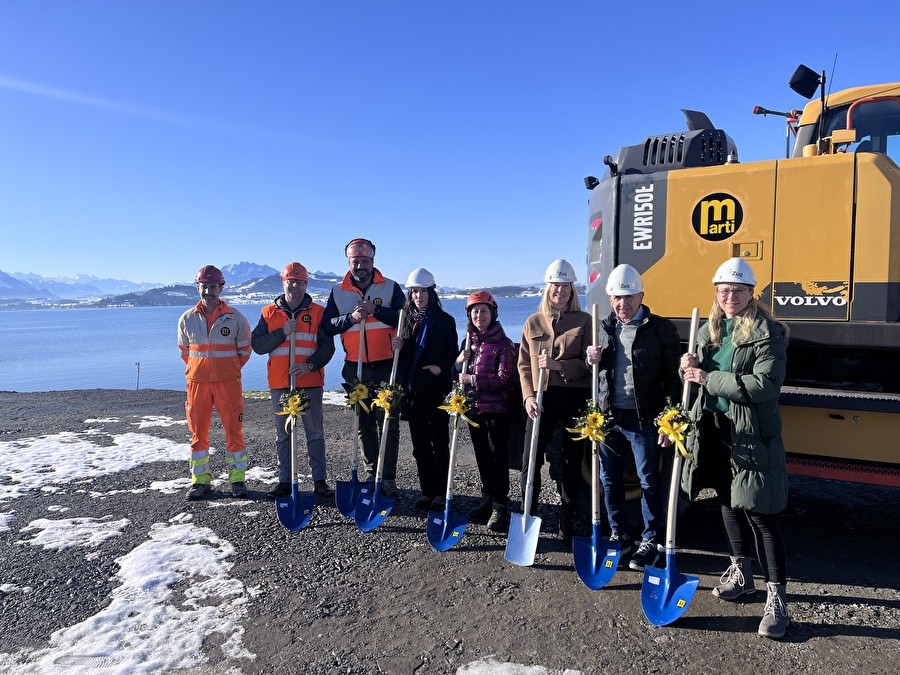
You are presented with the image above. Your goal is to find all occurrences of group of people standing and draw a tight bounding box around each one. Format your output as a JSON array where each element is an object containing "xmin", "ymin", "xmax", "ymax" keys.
[{"xmin": 175, "ymin": 241, "xmax": 791, "ymax": 639}]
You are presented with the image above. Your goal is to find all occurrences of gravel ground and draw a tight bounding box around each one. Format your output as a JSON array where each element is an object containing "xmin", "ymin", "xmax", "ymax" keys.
[{"xmin": 0, "ymin": 390, "xmax": 898, "ymax": 674}]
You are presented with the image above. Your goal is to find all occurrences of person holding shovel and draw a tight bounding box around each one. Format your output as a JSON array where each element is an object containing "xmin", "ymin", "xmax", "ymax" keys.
[
  {"xmin": 251, "ymin": 262, "xmax": 336, "ymax": 501},
  {"xmin": 323, "ymin": 238, "xmax": 406, "ymax": 498},
  {"xmin": 456, "ymin": 290, "xmax": 518, "ymax": 531},
  {"xmin": 178, "ymin": 265, "xmax": 252, "ymax": 501},
  {"xmin": 517, "ymin": 259, "xmax": 592, "ymax": 544},
  {"xmin": 390, "ymin": 268, "xmax": 458, "ymax": 511},
  {"xmin": 585, "ymin": 263, "xmax": 682, "ymax": 571},
  {"xmin": 681, "ymin": 257, "xmax": 791, "ymax": 639}
]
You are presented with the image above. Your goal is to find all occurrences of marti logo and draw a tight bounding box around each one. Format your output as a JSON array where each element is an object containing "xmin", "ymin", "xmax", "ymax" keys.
[
  {"xmin": 692, "ymin": 193, "xmax": 743, "ymax": 241},
  {"xmin": 220, "ymin": 327, "xmax": 231, "ymax": 337}
]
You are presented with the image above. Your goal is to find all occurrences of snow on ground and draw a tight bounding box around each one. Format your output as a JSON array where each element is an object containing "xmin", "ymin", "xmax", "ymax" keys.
[{"xmin": 0, "ymin": 413, "xmax": 569, "ymax": 673}]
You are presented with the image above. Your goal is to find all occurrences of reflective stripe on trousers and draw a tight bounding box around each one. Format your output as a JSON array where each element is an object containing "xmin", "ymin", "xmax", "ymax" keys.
[{"xmin": 185, "ymin": 379, "xmax": 247, "ymax": 483}]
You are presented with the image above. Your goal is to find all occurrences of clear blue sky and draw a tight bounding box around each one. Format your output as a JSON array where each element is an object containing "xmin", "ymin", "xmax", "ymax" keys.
[{"xmin": 1, "ymin": 1, "xmax": 897, "ymax": 288}]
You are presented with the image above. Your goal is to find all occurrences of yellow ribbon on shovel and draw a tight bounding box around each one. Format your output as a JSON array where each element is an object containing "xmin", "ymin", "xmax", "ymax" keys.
[
  {"xmin": 345, "ymin": 382, "xmax": 371, "ymax": 413},
  {"xmin": 656, "ymin": 407, "xmax": 691, "ymax": 460},
  {"xmin": 277, "ymin": 390, "xmax": 310, "ymax": 432},
  {"xmin": 438, "ymin": 391, "xmax": 480, "ymax": 428}
]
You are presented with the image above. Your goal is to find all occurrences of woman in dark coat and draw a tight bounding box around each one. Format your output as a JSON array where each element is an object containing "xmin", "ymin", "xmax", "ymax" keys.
[
  {"xmin": 392, "ymin": 268, "xmax": 458, "ymax": 511},
  {"xmin": 681, "ymin": 257, "xmax": 791, "ymax": 639}
]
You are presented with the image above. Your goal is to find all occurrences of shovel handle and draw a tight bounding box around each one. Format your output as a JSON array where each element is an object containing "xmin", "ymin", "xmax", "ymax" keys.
[
  {"xmin": 461, "ymin": 332, "xmax": 471, "ymax": 376},
  {"xmin": 590, "ymin": 304, "xmax": 601, "ymax": 523},
  {"xmin": 373, "ymin": 308, "xmax": 406, "ymax": 483},
  {"xmin": 356, "ymin": 320, "xmax": 365, "ymax": 382},
  {"xmin": 522, "ymin": 349, "xmax": 548, "ymax": 516}
]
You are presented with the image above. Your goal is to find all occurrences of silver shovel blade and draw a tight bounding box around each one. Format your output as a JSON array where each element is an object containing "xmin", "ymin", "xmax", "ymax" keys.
[{"xmin": 504, "ymin": 513, "xmax": 542, "ymax": 566}]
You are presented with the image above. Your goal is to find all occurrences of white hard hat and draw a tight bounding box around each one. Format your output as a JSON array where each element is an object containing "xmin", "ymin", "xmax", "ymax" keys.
[
  {"xmin": 405, "ymin": 267, "xmax": 436, "ymax": 289},
  {"xmin": 544, "ymin": 259, "xmax": 577, "ymax": 283},
  {"xmin": 605, "ymin": 264, "xmax": 644, "ymax": 295},
  {"xmin": 712, "ymin": 257, "xmax": 757, "ymax": 286}
]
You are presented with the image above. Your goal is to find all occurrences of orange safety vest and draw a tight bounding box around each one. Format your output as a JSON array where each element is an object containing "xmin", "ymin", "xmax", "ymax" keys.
[
  {"xmin": 178, "ymin": 301, "xmax": 252, "ymax": 383},
  {"xmin": 261, "ymin": 302, "xmax": 326, "ymax": 389},
  {"xmin": 331, "ymin": 269, "xmax": 398, "ymax": 363}
]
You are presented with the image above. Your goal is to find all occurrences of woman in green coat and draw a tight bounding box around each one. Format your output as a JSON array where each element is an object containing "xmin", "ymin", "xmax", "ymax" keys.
[{"xmin": 681, "ymin": 257, "xmax": 790, "ymax": 639}]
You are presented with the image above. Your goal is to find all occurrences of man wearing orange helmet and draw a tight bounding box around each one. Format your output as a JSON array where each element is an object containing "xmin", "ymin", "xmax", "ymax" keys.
[
  {"xmin": 178, "ymin": 265, "xmax": 253, "ymax": 501},
  {"xmin": 323, "ymin": 238, "xmax": 406, "ymax": 497},
  {"xmin": 251, "ymin": 262, "xmax": 336, "ymax": 500}
]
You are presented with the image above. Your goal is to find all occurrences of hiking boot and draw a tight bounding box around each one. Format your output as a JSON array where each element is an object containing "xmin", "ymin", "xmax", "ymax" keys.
[
  {"xmin": 381, "ymin": 479, "xmax": 399, "ymax": 498},
  {"xmin": 471, "ymin": 495, "xmax": 493, "ymax": 522},
  {"xmin": 415, "ymin": 494, "xmax": 434, "ymax": 511},
  {"xmin": 558, "ymin": 504, "xmax": 574, "ymax": 544},
  {"xmin": 712, "ymin": 556, "xmax": 757, "ymax": 601},
  {"xmin": 758, "ymin": 582, "xmax": 790, "ymax": 639},
  {"xmin": 313, "ymin": 480, "xmax": 335, "ymax": 499},
  {"xmin": 230, "ymin": 482, "xmax": 248, "ymax": 499},
  {"xmin": 628, "ymin": 539, "xmax": 660, "ymax": 571},
  {"xmin": 487, "ymin": 503, "xmax": 509, "ymax": 532},
  {"xmin": 267, "ymin": 482, "xmax": 291, "ymax": 500},
  {"xmin": 185, "ymin": 483, "xmax": 210, "ymax": 502},
  {"xmin": 608, "ymin": 531, "xmax": 634, "ymax": 558}
]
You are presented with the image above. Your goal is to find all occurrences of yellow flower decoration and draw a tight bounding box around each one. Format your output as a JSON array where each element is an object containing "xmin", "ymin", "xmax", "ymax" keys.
[
  {"xmin": 371, "ymin": 382, "xmax": 403, "ymax": 418},
  {"xmin": 654, "ymin": 398, "xmax": 693, "ymax": 460},
  {"xmin": 437, "ymin": 387, "xmax": 480, "ymax": 428},
  {"xmin": 345, "ymin": 382, "xmax": 371, "ymax": 413},
  {"xmin": 277, "ymin": 388, "xmax": 310, "ymax": 432},
  {"xmin": 567, "ymin": 400, "xmax": 614, "ymax": 446}
]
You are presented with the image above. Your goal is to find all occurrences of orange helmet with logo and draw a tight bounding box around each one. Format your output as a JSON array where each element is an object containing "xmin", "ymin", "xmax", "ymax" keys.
[
  {"xmin": 281, "ymin": 262, "xmax": 309, "ymax": 281},
  {"xmin": 195, "ymin": 265, "xmax": 225, "ymax": 285},
  {"xmin": 466, "ymin": 290, "xmax": 496, "ymax": 310}
]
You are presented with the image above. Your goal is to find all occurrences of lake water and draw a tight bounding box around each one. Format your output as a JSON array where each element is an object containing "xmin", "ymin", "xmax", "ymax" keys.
[{"xmin": 0, "ymin": 297, "xmax": 562, "ymax": 393}]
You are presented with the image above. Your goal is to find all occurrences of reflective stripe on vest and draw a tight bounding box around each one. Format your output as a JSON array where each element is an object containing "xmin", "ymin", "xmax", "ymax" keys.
[
  {"xmin": 178, "ymin": 302, "xmax": 250, "ymax": 382},
  {"xmin": 331, "ymin": 279, "xmax": 397, "ymax": 363}
]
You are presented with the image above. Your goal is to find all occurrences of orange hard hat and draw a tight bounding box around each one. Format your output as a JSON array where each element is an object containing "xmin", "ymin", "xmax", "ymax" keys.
[
  {"xmin": 195, "ymin": 265, "xmax": 225, "ymax": 285},
  {"xmin": 281, "ymin": 262, "xmax": 309, "ymax": 281},
  {"xmin": 466, "ymin": 290, "xmax": 496, "ymax": 310}
]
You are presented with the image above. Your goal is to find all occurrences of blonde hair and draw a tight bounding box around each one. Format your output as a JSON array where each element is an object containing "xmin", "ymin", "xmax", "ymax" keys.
[
  {"xmin": 708, "ymin": 294, "xmax": 787, "ymax": 346},
  {"xmin": 538, "ymin": 282, "xmax": 581, "ymax": 317}
]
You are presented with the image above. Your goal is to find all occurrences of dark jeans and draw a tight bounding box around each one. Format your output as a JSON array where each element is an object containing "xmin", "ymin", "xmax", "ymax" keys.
[
  {"xmin": 408, "ymin": 408, "xmax": 450, "ymax": 499},
  {"xmin": 520, "ymin": 386, "xmax": 590, "ymax": 509},
  {"xmin": 342, "ymin": 359, "xmax": 400, "ymax": 480},
  {"xmin": 470, "ymin": 410, "xmax": 511, "ymax": 504},
  {"xmin": 700, "ymin": 410, "xmax": 788, "ymax": 584}
]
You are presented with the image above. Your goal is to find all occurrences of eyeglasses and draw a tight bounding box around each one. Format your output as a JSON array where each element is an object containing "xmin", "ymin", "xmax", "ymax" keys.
[{"xmin": 716, "ymin": 287, "xmax": 750, "ymax": 297}]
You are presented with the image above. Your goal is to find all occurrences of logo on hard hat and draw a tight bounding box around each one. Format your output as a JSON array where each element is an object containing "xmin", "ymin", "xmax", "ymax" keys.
[
  {"xmin": 220, "ymin": 327, "xmax": 231, "ymax": 337},
  {"xmin": 692, "ymin": 193, "xmax": 743, "ymax": 241}
]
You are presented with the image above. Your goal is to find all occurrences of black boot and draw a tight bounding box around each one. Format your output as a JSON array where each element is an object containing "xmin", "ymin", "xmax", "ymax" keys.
[
  {"xmin": 559, "ymin": 504, "xmax": 574, "ymax": 544},
  {"xmin": 471, "ymin": 495, "xmax": 493, "ymax": 522}
]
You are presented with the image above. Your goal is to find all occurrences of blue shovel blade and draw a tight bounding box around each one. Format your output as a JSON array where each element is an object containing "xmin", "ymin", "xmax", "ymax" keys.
[
  {"xmin": 573, "ymin": 525, "xmax": 622, "ymax": 590},
  {"xmin": 335, "ymin": 472, "xmax": 361, "ymax": 518},
  {"xmin": 275, "ymin": 484, "xmax": 315, "ymax": 532},
  {"xmin": 354, "ymin": 484, "xmax": 395, "ymax": 532},
  {"xmin": 426, "ymin": 506, "xmax": 468, "ymax": 552},
  {"xmin": 504, "ymin": 513, "xmax": 542, "ymax": 567},
  {"xmin": 641, "ymin": 551, "xmax": 700, "ymax": 626}
]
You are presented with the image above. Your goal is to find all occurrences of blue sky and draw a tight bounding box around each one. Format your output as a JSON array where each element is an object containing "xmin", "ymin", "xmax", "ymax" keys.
[{"xmin": 1, "ymin": 1, "xmax": 897, "ymax": 288}]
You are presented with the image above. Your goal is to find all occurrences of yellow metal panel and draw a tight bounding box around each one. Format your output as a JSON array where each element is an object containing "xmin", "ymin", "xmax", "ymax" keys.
[
  {"xmin": 854, "ymin": 152, "xmax": 900, "ymax": 285},
  {"xmin": 645, "ymin": 161, "xmax": 776, "ymax": 318},
  {"xmin": 771, "ymin": 154, "xmax": 853, "ymax": 320},
  {"xmin": 782, "ymin": 405, "xmax": 900, "ymax": 463}
]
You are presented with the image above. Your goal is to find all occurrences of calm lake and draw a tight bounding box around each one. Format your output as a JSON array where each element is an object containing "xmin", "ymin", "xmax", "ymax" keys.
[{"xmin": 0, "ymin": 296, "xmax": 567, "ymax": 393}]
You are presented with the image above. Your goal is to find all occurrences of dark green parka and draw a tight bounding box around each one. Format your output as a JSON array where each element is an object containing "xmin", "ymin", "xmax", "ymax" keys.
[{"xmin": 681, "ymin": 314, "xmax": 788, "ymax": 514}]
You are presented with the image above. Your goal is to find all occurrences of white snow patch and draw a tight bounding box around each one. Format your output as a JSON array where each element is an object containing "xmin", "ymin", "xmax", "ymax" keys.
[
  {"xmin": 46, "ymin": 505, "xmax": 71, "ymax": 513},
  {"xmin": 17, "ymin": 517, "xmax": 131, "ymax": 550},
  {"xmin": 0, "ymin": 512, "xmax": 15, "ymax": 532},
  {"xmin": 84, "ymin": 417, "xmax": 120, "ymax": 423},
  {"xmin": 458, "ymin": 660, "xmax": 583, "ymax": 675},
  {"xmin": 132, "ymin": 415, "xmax": 186, "ymax": 429}
]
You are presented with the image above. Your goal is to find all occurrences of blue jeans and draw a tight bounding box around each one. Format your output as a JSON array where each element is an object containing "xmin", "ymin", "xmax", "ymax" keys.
[{"xmin": 599, "ymin": 408, "xmax": 662, "ymax": 542}]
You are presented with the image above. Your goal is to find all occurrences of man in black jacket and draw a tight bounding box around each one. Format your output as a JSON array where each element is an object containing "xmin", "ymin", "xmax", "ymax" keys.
[{"xmin": 587, "ymin": 264, "xmax": 681, "ymax": 571}]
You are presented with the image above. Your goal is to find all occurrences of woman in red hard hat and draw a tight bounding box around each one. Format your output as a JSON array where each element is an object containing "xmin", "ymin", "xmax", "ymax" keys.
[
  {"xmin": 177, "ymin": 265, "xmax": 252, "ymax": 501},
  {"xmin": 456, "ymin": 290, "xmax": 517, "ymax": 530}
]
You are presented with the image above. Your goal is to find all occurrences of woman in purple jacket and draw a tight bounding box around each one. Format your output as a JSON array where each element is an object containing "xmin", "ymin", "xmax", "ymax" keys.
[{"xmin": 456, "ymin": 291, "xmax": 518, "ymax": 531}]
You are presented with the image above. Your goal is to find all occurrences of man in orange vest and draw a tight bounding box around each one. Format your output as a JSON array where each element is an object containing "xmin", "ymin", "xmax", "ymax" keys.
[
  {"xmin": 178, "ymin": 265, "xmax": 252, "ymax": 501},
  {"xmin": 251, "ymin": 262, "xmax": 336, "ymax": 500},
  {"xmin": 323, "ymin": 238, "xmax": 406, "ymax": 497}
]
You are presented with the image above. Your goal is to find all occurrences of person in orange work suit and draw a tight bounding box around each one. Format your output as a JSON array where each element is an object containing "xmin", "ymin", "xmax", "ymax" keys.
[{"xmin": 178, "ymin": 265, "xmax": 253, "ymax": 501}]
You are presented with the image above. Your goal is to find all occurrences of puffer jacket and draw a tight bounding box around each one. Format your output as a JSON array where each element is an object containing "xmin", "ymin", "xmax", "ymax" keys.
[
  {"xmin": 682, "ymin": 315, "xmax": 788, "ymax": 514},
  {"xmin": 466, "ymin": 322, "xmax": 517, "ymax": 415},
  {"xmin": 597, "ymin": 306, "xmax": 682, "ymax": 426}
]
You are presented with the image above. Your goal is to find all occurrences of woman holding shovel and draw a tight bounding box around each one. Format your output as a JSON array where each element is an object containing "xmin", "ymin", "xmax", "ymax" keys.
[
  {"xmin": 456, "ymin": 291, "xmax": 517, "ymax": 531},
  {"xmin": 681, "ymin": 257, "xmax": 791, "ymax": 639},
  {"xmin": 517, "ymin": 259, "xmax": 592, "ymax": 544},
  {"xmin": 391, "ymin": 268, "xmax": 458, "ymax": 511}
]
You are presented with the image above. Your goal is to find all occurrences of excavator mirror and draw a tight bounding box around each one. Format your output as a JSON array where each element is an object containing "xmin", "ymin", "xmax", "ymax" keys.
[{"xmin": 790, "ymin": 64, "xmax": 822, "ymax": 99}]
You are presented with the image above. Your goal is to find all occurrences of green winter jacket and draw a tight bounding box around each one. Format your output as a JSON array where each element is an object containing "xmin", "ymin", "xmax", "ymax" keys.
[{"xmin": 681, "ymin": 315, "xmax": 788, "ymax": 514}]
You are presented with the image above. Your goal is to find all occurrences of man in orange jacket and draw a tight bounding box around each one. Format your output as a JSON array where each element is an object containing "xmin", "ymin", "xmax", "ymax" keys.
[
  {"xmin": 251, "ymin": 262, "xmax": 336, "ymax": 500},
  {"xmin": 178, "ymin": 265, "xmax": 252, "ymax": 501},
  {"xmin": 322, "ymin": 238, "xmax": 405, "ymax": 497}
]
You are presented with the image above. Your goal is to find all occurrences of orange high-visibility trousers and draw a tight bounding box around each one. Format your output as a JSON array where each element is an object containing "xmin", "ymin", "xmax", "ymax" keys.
[{"xmin": 185, "ymin": 379, "xmax": 247, "ymax": 484}]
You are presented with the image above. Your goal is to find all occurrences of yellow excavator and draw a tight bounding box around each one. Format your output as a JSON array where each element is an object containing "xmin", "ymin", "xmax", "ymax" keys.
[{"xmin": 585, "ymin": 64, "xmax": 900, "ymax": 487}]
